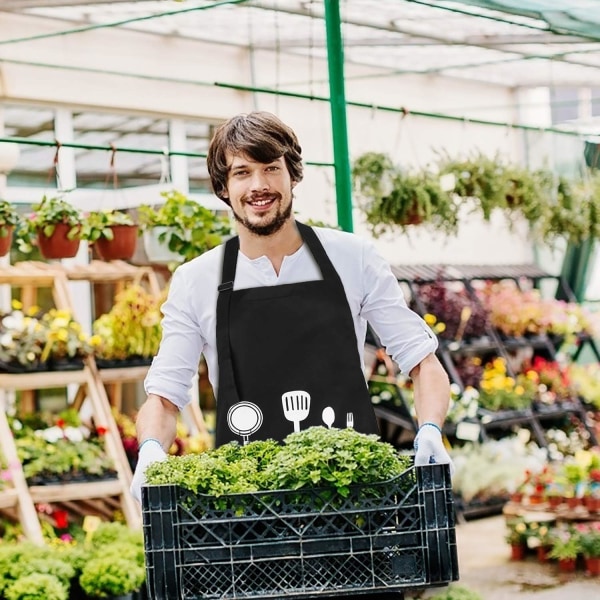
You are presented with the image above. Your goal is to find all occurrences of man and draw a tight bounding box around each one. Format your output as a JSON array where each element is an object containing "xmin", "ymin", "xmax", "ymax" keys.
[{"xmin": 132, "ymin": 111, "xmax": 453, "ymax": 597}]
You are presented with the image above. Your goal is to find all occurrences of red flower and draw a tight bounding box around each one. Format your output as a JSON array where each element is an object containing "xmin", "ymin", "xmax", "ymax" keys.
[
  {"xmin": 54, "ymin": 509, "xmax": 69, "ymax": 529},
  {"xmin": 96, "ymin": 426, "xmax": 108, "ymax": 436},
  {"xmin": 56, "ymin": 418, "xmax": 66, "ymax": 429}
]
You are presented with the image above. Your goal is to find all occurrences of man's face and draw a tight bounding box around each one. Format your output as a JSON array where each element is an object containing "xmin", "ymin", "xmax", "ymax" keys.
[{"xmin": 223, "ymin": 152, "xmax": 296, "ymax": 236}]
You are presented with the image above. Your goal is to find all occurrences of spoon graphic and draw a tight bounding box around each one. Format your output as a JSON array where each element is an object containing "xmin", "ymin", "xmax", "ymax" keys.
[{"xmin": 322, "ymin": 406, "xmax": 335, "ymax": 428}]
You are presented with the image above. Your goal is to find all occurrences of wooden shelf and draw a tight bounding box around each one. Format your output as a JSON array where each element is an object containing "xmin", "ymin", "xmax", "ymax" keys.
[
  {"xmin": 29, "ymin": 480, "xmax": 123, "ymax": 503},
  {"xmin": 0, "ymin": 489, "xmax": 19, "ymax": 510}
]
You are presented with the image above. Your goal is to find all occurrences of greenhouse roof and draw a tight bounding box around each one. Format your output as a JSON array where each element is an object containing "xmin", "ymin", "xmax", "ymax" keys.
[{"xmin": 3, "ymin": 0, "xmax": 600, "ymax": 88}]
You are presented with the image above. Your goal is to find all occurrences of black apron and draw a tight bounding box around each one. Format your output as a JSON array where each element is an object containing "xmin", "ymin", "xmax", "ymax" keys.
[{"xmin": 215, "ymin": 222, "xmax": 379, "ymax": 446}]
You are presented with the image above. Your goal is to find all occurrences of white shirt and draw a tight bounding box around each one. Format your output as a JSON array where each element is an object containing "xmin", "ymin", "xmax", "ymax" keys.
[{"xmin": 144, "ymin": 226, "xmax": 437, "ymax": 409}]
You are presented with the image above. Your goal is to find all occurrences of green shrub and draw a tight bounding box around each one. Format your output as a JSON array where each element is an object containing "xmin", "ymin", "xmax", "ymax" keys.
[
  {"xmin": 4, "ymin": 573, "xmax": 67, "ymax": 600},
  {"xmin": 9, "ymin": 557, "xmax": 75, "ymax": 586},
  {"xmin": 79, "ymin": 556, "xmax": 145, "ymax": 598}
]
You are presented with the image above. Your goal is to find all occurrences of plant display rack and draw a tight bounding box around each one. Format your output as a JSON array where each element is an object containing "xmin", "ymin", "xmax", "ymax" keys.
[
  {"xmin": 378, "ymin": 263, "xmax": 598, "ymax": 448},
  {"xmin": 0, "ymin": 260, "xmax": 165, "ymax": 541}
]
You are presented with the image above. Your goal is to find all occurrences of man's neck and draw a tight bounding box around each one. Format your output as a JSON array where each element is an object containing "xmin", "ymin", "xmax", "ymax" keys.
[{"xmin": 238, "ymin": 219, "xmax": 303, "ymax": 275}]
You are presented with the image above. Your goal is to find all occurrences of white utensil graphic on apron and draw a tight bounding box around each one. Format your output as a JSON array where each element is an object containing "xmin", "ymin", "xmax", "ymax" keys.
[
  {"xmin": 322, "ymin": 406, "xmax": 335, "ymax": 428},
  {"xmin": 227, "ymin": 401, "xmax": 263, "ymax": 445},
  {"xmin": 282, "ymin": 390, "xmax": 311, "ymax": 432}
]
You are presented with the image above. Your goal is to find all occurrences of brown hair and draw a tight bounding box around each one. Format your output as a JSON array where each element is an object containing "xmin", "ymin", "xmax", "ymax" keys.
[{"xmin": 206, "ymin": 112, "xmax": 304, "ymax": 203}]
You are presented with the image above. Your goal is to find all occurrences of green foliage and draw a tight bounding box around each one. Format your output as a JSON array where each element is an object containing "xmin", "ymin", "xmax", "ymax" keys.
[
  {"xmin": 4, "ymin": 573, "xmax": 68, "ymax": 600},
  {"xmin": 429, "ymin": 584, "xmax": 484, "ymax": 600},
  {"xmin": 0, "ymin": 199, "xmax": 23, "ymax": 232},
  {"xmin": 90, "ymin": 521, "xmax": 143, "ymax": 548},
  {"xmin": 82, "ymin": 209, "xmax": 136, "ymax": 243},
  {"xmin": 548, "ymin": 528, "xmax": 581, "ymax": 560},
  {"xmin": 352, "ymin": 152, "xmax": 458, "ymax": 236},
  {"xmin": 8, "ymin": 557, "xmax": 75, "ymax": 587},
  {"xmin": 146, "ymin": 427, "xmax": 412, "ymax": 500},
  {"xmin": 580, "ymin": 527, "xmax": 600, "ymax": 558},
  {"xmin": 138, "ymin": 189, "xmax": 231, "ymax": 262},
  {"xmin": 79, "ymin": 556, "xmax": 145, "ymax": 598},
  {"xmin": 17, "ymin": 195, "xmax": 84, "ymax": 253}
]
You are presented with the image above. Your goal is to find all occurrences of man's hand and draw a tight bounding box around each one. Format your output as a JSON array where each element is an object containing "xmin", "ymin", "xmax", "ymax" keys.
[
  {"xmin": 414, "ymin": 423, "xmax": 455, "ymax": 475},
  {"xmin": 130, "ymin": 439, "xmax": 168, "ymax": 503}
]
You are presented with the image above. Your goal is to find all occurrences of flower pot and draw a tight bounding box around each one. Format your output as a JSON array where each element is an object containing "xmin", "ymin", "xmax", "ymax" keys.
[
  {"xmin": 585, "ymin": 556, "xmax": 600, "ymax": 576},
  {"xmin": 510, "ymin": 544, "xmax": 527, "ymax": 560},
  {"xmin": 548, "ymin": 496, "xmax": 563, "ymax": 509},
  {"xmin": 0, "ymin": 225, "xmax": 14, "ymax": 257},
  {"xmin": 95, "ymin": 224, "xmax": 139, "ymax": 261},
  {"xmin": 37, "ymin": 223, "xmax": 81, "ymax": 259},
  {"xmin": 142, "ymin": 226, "xmax": 180, "ymax": 264},
  {"xmin": 537, "ymin": 545, "xmax": 551, "ymax": 563},
  {"xmin": 566, "ymin": 497, "xmax": 581, "ymax": 510},
  {"xmin": 557, "ymin": 557, "xmax": 577, "ymax": 572}
]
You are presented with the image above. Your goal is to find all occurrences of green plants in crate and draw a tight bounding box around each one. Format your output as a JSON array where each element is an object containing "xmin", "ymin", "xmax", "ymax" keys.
[
  {"xmin": 548, "ymin": 526, "xmax": 581, "ymax": 561},
  {"xmin": 4, "ymin": 573, "xmax": 68, "ymax": 600},
  {"xmin": 138, "ymin": 189, "xmax": 231, "ymax": 263},
  {"xmin": 145, "ymin": 427, "xmax": 413, "ymax": 508}
]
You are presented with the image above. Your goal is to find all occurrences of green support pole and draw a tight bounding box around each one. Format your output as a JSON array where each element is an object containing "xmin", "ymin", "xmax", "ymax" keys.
[
  {"xmin": 324, "ymin": 0, "xmax": 353, "ymax": 232},
  {"xmin": 558, "ymin": 239, "xmax": 596, "ymax": 302}
]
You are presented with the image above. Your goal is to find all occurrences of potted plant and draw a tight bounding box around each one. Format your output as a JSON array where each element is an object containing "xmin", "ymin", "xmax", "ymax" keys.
[
  {"xmin": 548, "ymin": 527, "xmax": 581, "ymax": 572},
  {"xmin": 138, "ymin": 189, "xmax": 231, "ymax": 264},
  {"xmin": 79, "ymin": 554, "xmax": 145, "ymax": 599},
  {"xmin": 83, "ymin": 209, "xmax": 138, "ymax": 261},
  {"xmin": 0, "ymin": 200, "xmax": 23, "ymax": 257},
  {"xmin": 3, "ymin": 573, "xmax": 68, "ymax": 600},
  {"xmin": 504, "ymin": 517, "xmax": 528, "ymax": 560},
  {"xmin": 352, "ymin": 152, "xmax": 458, "ymax": 236},
  {"xmin": 580, "ymin": 524, "xmax": 600, "ymax": 576},
  {"xmin": 18, "ymin": 195, "xmax": 85, "ymax": 259}
]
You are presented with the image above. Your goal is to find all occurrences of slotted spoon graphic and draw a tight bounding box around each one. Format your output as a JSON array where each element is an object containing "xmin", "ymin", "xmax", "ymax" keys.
[{"xmin": 281, "ymin": 390, "xmax": 311, "ymax": 432}]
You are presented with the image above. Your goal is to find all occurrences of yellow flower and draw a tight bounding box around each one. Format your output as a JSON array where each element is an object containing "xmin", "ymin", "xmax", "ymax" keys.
[
  {"xmin": 423, "ymin": 313, "xmax": 437, "ymax": 326},
  {"xmin": 11, "ymin": 299, "xmax": 23, "ymax": 310},
  {"xmin": 26, "ymin": 305, "xmax": 41, "ymax": 316},
  {"xmin": 515, "ymin": 385, "xmax": 525, "ymax": 395}
]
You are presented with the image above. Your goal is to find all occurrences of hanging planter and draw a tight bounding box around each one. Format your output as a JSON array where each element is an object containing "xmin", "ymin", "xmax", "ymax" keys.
[
  {"xmin": 0, "ymin": 225, "xmax": 14, "ymax": 257},
  {"xmin": 351, "ymin": 152, "xmax": 458, "ymax": 237},
  {"xmin": 0, "ymin": 199, "xmax": 23, "ymax": 258},
  {"xmin": 142, "ymin": 225, "xmax": 181, "ymax": 264},
  {"xmin": 83, "ymin": 209, "xmax": 139, "ymax": 261},
  {"xmin": 138, "ymin": 190, "xmax": 231, "ymax": 264},
  {"xmin": 37, "ymin": 223, "xmax": 81, "ymax": 259},
  {"xmin": 17, "ymin": 195, "xmax": 84, "ymax": 260}
]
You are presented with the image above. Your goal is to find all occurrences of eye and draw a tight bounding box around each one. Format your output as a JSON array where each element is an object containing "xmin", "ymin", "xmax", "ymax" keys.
[{"xmin": 266, "ymin": 165, "xmax": 280, "ymax": 172}]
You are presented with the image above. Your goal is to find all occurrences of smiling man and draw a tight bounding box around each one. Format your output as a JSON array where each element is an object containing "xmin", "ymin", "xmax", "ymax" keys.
[{"xmin": 132, "ymin": 112, "xmax": 453, "ymax": 597}]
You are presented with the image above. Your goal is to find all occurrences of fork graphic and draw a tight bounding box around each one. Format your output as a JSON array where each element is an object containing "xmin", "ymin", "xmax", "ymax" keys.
[{"xmin": 346, "ymin": 412, "xmax": 354, "ymax": 428}]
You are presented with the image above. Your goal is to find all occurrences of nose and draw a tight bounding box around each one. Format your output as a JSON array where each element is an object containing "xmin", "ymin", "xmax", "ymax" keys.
[{"xmin": 250, "ymin": 170, "xmax": 269, "ymax": 192}]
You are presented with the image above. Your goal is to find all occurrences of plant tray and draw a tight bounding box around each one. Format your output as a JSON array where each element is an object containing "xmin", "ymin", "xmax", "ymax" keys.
[{"xmin": 141, "ymin": 464, "xmax": 459, "ymax": 599}]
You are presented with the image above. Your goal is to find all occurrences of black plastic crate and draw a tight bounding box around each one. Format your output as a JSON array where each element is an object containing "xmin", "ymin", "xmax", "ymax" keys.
[{"xmin": 142, "ymin": 464, "xmax": 459, "ymax": 599}]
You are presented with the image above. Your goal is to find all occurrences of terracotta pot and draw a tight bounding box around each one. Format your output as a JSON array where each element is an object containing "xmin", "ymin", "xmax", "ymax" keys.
[
  {"xmin": 548, "ymin": 496, "xmax": 563, "ymax": 509},
  {"xmin": 566, "ymin": 497, "xmax": 581, "ymax": 510},
  {"xmin": 95, "ymin": 224, "xmax": 138, "ymax": 261},
  {"xmin": 583, "ymin": 496, "xmax": 600, "ymax": 513},
  {"xmin": 510, "ymin": 544, "xmax": 527, "ymax": 561},
  {"xmin": 37, "ymin": 223, "xmax": 81, "ymax": 259},
  {"xmin": 0, "ymin": 225, "xmax": 13, "ymax": 257},
  {"xmin": 557, "ymin": 557, "xmax": 577, "ymax": 572},
  {"xmin": 585, "ymin": 556, "xmax": 600, "ymax": 576},
  {"xmin": 537, "ymin": 545, "xmax": 551, "ymax": 563}
]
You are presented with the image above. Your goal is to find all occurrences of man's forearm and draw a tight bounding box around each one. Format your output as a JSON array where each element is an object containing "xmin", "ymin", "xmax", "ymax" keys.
[
  {"xmin": 135, "ymin": 394, "xmax": 179, "ymax": 450},
  {"xmin": 410, "ymin": 353, "xmax": 450, "ymax": 427}
]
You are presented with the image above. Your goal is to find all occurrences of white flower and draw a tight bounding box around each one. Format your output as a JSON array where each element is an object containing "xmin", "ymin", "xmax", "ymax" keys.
[
  {"xmin": 39, "ymin": 426, "xmax": 64, "ymax": 443},
  {"xmin": 63, "ymin": 427, "xmax": 84, "ymax": 443}
]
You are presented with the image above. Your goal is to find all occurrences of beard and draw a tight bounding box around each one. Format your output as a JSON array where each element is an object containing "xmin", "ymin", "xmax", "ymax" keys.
[{"xmin": 231, "ymin": 192, "xmax": 293, "ymax": 237}]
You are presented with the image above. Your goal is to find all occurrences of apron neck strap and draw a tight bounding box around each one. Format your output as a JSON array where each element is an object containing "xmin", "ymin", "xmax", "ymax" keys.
[{"xmin": 220, "ymin": 221, "xmax": 340, "ymax": 287}]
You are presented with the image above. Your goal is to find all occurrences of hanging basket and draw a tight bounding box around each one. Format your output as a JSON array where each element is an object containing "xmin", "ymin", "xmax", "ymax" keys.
[
  {"xmin": 0, "ymin": 225, "xmax": 14, "ymax": 257},
  {"xmin": 142, "ymin": 226, "xmax": 181, "ymax": 264},
  {"xmin": 95, "ymin": 224, "xmax": 139, "ymax": 261},
  {"xmin": 37, "ymin": 223, "xmax": 81, "ymax": 259}
]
